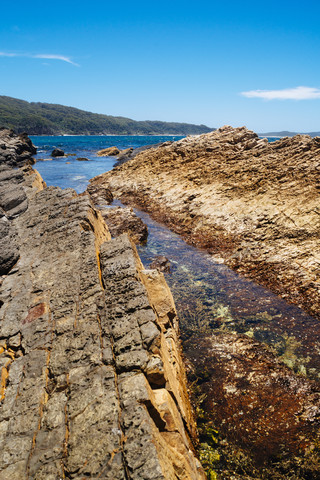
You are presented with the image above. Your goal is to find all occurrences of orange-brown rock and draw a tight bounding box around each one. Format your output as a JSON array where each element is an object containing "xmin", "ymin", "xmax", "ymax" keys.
[
  {"xmin": 89, "ymin": 126, "xmax": 320, "ymax": 318},
  {"xmin": 97, "ymin": 146, "xmax": 120, "ymax": 156}
]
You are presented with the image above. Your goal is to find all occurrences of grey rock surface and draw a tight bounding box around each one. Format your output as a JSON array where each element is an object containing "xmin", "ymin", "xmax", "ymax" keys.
[
  {"xmin": 0, "ymin": 129, "xmax": 40, "ymax": 276},
  {"xmin": 0, "ymin": 131, "xmax": 205, "ymax": 479}
]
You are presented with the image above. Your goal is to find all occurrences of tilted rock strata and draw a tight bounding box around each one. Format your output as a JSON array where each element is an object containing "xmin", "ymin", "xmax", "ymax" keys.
[
  {"xmin": 115, "ymin": 142, "xmax": 173, "ymax": 166},
  {"xmin": 86, "ymin": 184, "xmax": 148, "ymax": 244},
  {"xmin": 100, "ymin": 206, "xmax": 148, "ymax": 244},
  {"xmin": 90, "ymin": 126, "xmax": 320, "ymax": 317},
  {"xmin": 0, "ymin": 132, "xmax": 205, "ymax": 479},
  {"xmin": 86, "ymin": 181, "xmax": 114, "ymax": 206},
  {"xmin": 0, "ymin": 128, "xmax": 36, "ymax": 168}
]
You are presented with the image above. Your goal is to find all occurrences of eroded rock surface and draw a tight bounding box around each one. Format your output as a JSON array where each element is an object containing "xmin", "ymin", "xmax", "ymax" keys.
[
  {"xmin": 87, "ymin": 181, "xmax": 114, "ymax": 206},
  {"xmin": 90, "ymin": 126, "xmax": 320, "ymax": 318},
  {"xmin": 97, "ymin": 146, "xmax": 120, "ymax": 157},
  {"xmin": 115, "ymin": 143, "xmax": 173, "ymax": 166},
  {"xmin": 0, "ymin": 132, "xmax": 205, "ymax": 479},
  {"xmin": 0, "ymin": 129, "xmax": 43, "ymax": 276},
  {"xmin": 100, "ymin": 206, "xmax": 148, "ymax": 244}
]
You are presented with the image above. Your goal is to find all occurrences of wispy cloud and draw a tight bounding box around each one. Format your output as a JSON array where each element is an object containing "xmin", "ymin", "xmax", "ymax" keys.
[
  {"xmin": 0, "ymin": 52, "xmax": 18, "ymax": 57},
  {"xmin": 33, "ymin": 54, "xmax": 79, "ymax": 66},
  {"xmin": 241, "ymin": 86, "xmax": 320, "ymax": 100},
  {"xmin": 0, "ymin": 52, "xmax": 79, "ymax": 66}
]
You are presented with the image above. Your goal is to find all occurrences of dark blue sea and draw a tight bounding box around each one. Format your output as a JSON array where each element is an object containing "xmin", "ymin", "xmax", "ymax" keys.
[{"xmin": 31, "ymin": 135, "xmax": 184, "ymax": 192}]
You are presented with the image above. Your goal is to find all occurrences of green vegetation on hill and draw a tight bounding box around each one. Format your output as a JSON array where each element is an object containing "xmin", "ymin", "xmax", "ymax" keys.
[{"xmin": 0, "ymin": 96, "xmax": 213, "ymax": 135}]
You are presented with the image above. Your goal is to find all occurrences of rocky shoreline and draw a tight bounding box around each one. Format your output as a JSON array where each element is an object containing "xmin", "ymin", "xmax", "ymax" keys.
[
  {"xmin": 89, "ymin": 126, "xmax": 320, "ymax": 320},
  {"xmin": 0, "ymin": 130, "xmax": 205, "ymax": 479},
  {"xmin": 87, "ymin": 126, "xmax": 320, "ymax": 479},
  {"xmin": 2, "ymin": 128, "xmax": 320, "ymax": 479}
]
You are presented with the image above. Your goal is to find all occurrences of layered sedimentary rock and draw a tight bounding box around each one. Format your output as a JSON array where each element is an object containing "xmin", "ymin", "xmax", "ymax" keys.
[
  {"xmin": 100, "ymin": 206, "xmax": 148, "ymax": 244},
  {"xmin": 0, "ymin": 131, "xmax": 205, "ymax": 479},
  {"xmin": 89, "ymin": 126, "xmax": 320, "ymax": 318},
  {"xmin": 0, "ymin": 128, "xmax": 41, "ymax": 276}
]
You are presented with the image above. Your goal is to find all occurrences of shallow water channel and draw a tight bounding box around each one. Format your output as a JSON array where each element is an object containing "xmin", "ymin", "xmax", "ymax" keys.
[{"xmin": 125, "ymin": 205, "xmax": 320, "ymax": 382}]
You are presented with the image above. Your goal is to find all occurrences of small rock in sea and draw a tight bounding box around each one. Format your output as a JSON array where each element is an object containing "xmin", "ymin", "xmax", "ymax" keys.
[
  {"xmin": 97, "ymin": 146, "xmax": 120, "ymax": 157},
  {"xmin": 150, "ymin": 255, "xmax": 171, "ymax": 273},
  {"xmin": 76, "ymin": 157, "xmax": 90, "ymax": 161},
  {"xmin": 66, "ymin": 161, "xmax": 71, "ymax": 164},
  {"xmin": 51, "ymin": 148, "xmax": 65, "ymax": 157}
]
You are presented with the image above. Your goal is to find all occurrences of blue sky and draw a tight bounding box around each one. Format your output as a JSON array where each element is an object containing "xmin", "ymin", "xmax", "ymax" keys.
[{"xmin": 1, "ymin": 0, "xmax": 320, "ymax": 132}]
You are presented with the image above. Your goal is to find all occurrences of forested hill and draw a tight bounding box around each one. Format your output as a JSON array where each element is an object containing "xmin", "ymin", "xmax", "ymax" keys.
[
  {"xmin": 260, "ymin": 130, "xmax": 320, "ymax": 137},
  {"xmin": 0, "ymin": 96, "xmax": 213, "ymax": 135}
]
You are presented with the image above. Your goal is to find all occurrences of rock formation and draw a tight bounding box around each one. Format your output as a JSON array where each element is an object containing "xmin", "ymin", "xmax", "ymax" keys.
[
  {"xmin": 86, "ymin": 181, "xmax": 114, "ymax": 206},
  {"xmin": 89, "ymin": 126, "xmax": 320, "ymax": 319},
  {"xmin": 0, "ymin": 130, "xmax": 205, "ymax": 479},
  {"xmin": 115, "ymin": 143, "xmax": 173, "ymax": 166},
  {"xmin": 97, "ymin": 146, "xmax": 120, "ymax": 157},
  {"xmin": 100, "ymin": 206, "xmax": 148, "ymax": 244}
]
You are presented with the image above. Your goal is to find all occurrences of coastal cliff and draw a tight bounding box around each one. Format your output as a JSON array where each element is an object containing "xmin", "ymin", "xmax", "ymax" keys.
[
  {"xmin": 0, "ymin": 130, "xmax": 205, "ymax": 479},
  {"xmin": 89, "ymin": 126, "xmax": 320, "ymax": 319}
]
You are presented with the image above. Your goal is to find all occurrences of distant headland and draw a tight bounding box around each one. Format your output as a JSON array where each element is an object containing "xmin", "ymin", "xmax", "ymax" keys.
[
  {"xmin": 0, "ymin": 95, "xmax": 213, "ymax": 136},
  {"xmin": 259, "ymin": 130, "xmax": 320, "ymax": 137}
]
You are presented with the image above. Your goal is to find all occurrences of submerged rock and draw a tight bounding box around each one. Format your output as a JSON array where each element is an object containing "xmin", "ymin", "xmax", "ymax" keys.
[
  {"xmin": 185, "ymin": 331, "xmax": 320, "ymax": 479},
  {"xmin": 150, "ymin": 255, "xmax": 171, "ymax": 273}
]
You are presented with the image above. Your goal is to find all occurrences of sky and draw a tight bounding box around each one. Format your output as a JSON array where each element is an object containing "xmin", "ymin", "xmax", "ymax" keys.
[{"xmin": 1, "ymin": 0, "xmax": 320, "ymax": 132}]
